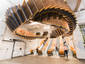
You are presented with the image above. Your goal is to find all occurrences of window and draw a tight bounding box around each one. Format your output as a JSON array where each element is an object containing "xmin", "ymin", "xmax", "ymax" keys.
[{"xmin": 79, "ymin": 24, "xmax": 85, "ymax": 47}]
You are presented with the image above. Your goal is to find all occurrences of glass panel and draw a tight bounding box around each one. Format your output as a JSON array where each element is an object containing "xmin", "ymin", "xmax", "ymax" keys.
[{"xmin": 79, "ymin": 24, "xmax": 85, "ymax": 47}]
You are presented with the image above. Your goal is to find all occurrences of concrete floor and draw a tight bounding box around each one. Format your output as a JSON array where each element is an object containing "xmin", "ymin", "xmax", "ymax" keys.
[{"xmin": 0, "ymin": 55, "xmax": 85, "ymax": 64}]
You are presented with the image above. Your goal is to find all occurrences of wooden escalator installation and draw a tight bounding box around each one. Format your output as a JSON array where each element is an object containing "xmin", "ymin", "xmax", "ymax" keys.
[{"xmin": 5, "ymin": 0, "xmax": 76, "ymax": 39}]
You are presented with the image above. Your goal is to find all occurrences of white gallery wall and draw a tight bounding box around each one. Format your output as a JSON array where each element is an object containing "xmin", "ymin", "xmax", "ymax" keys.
[
  {"xmin": 67, "ymin": 0, "xmax": 78, "ymax": 11},
  {"xmin": 75, "ymin": 10, "xmax": 85, "ymax": 24},
  {"xmin": 73, "ymin": 25, "xmax": 85, "ymax": 59}
]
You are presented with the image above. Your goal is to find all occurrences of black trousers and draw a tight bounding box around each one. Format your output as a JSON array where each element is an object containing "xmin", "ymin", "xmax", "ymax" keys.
[{"xmin": 64, "ymin": 50, "xmax": 68, "ymax": 57}]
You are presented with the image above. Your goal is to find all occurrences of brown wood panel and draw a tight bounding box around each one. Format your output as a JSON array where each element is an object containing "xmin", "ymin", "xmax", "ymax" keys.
[
  {"xmin": 33, "ymin": 0, "xmax": 44, "ymax": 11},
  {"xmin": 27, "ymin": 0, "xmax": 38, "ymax": 15},
  {"xmin": 22, "ymin": 0, "xmax": 33, "ymax": 19}
]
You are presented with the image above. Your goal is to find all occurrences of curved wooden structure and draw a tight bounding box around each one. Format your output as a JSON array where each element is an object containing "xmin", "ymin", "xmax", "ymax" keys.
[{"xmin": 5, "ymin": 0, "xmax": 76, "ymax": 39}]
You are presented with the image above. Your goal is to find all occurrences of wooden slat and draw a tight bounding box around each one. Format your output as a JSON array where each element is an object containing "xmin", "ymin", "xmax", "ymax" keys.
[
  {"xmin": 8, "ymin": 16, "xmax": 18, "ymax": 29},
  {"xmin": 12, "ymin": 6, "xmax": 22, "ymax": 25},
  {"xmin": 22, "ymin": 0, "xmax": 33, "ymax": 19},
  {"xmin": 33, "ymin": 0, "xmax": 44, "ymax": 10},
  {"xmin": 27, "ymin": 0, "xmax": 38, "ymax": 15},
  {"xmin": 6, "ymin": 18, "xmax": 15, "ymax": 31},
  {"xmin": 17, "ymin": 5, "xmax": 26, "ymax": 23}
]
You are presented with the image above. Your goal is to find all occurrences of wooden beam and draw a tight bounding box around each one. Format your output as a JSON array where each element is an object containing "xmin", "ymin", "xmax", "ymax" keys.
[{"xmin": 74, "ymin": 0, "xmax": 81, "ymax": 12}]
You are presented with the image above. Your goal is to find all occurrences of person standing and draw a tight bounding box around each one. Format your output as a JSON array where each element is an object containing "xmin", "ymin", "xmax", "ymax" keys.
[{"xmin": 64, "ymin": 44, "xmax": 69, "ymax": 59}]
